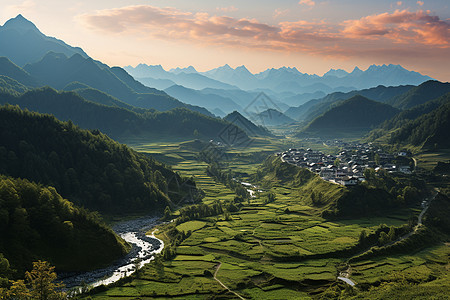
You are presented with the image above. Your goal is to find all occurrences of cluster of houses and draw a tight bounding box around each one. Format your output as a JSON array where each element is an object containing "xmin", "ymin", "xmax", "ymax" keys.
[{"xmin": 277, "ymin": 142, "xmax": 412, "ymax": 186}]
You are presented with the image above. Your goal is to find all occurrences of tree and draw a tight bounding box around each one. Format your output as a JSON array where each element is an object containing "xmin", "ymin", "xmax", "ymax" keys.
[
  {"xmin": 387, "ymin": 226, "xmax": 396, "ymax": 242},
  {"xmin": 2, "ymin": 261, "xmax": 66, "ymax": 300},
  {"xmin": 359, "ymin": 230, "xmax": 367, "ymax": 245},
  {"xmin": 5, "ymin": 280, "xmax": 30, "ymax": 299},
  {"xmin": 334, "ymin": 158, "xmax": 340, "ymax": 167},
  {"xmin": 265, "ymin": 192, "xmax": 276, "ymax": 204},
  {"xmin": 378, "ymin": 232, "xmax": 389, "ymax": 245},
  {"xmin": 374, "ymin": 153, "xmax": 381, "ymax": 165},
  {"xmin": 26, "ymin": 260, "xmax": 66, "ymax": 300},
  {"xmin": 163, "ymin": 206, "xmax": 172, "ymax": 221}
]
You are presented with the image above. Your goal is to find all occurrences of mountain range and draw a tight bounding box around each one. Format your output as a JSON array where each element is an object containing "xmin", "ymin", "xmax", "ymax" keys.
[
  {"xmin": 284, "ymin": 84, "xmax": 415, "ymax": 121},
  {"xmin": 126, "ymin": 62, "xmax": 433, "ymax": 96}
]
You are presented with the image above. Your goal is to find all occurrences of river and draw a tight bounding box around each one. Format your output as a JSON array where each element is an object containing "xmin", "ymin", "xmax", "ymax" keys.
[{"xmin": 59, "ymin": 216, "xmax": 164, "ymax": 292}]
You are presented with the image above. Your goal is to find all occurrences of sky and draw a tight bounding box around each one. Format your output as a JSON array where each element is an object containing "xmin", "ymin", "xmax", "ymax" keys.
[{"xmin": 1, "ymin": 0, "xmax": 449, "ymax": 81}]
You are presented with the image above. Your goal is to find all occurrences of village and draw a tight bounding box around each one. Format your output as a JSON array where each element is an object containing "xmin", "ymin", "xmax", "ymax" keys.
[{"xmin": 278, "ymin": 141, "xmax": 413, "ymax": 186}]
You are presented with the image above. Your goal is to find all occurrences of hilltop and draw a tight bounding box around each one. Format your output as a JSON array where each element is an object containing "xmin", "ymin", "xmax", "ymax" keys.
[
  {"xmin": 223, "ymin": 111, "xmax": 273, "ymax": 137},
  {"xmin": 297, "ymin": 95, "xmax": 400, "ymax": 137}
]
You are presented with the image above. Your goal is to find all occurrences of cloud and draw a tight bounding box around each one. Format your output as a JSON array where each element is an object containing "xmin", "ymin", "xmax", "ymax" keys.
[
  {"xmin": 79, "ymin": 6, "xmax": 449, "ymax": 61},
  {"xmin": 342, "ymin": 10, "xmax": 450, "ymax": 46},
  {"xmin": 299, "ymin": 0, "xmax": 315, "ymax": 6},
  {"xmin": 397, "ymin": 1, "xmax": 402, "ymax": 6},
  {"xmin": 273, "ymin": 9, "xmax": 289, "ymax": 19},
  {"xmin": 417, "ymin": 1, "xmax": 424, "ymax": 6}
]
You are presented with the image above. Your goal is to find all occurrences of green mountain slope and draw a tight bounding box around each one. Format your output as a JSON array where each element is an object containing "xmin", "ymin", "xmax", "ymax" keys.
[
  {"xmin": 0, "ymin": 87, "xmax": 247, "ymax": 141},
  {"xmin": 63, "ymin": 83, "xmax": 139, "ymax": 111},
  {"xmin": 0, "ymin": 75, "xmax": 28, "ymax": 95},
  {"xmin": 298, "ymin": 95, "xmax": 400, "ymax": 137},
  {"xmin": 0, "ymin": 105, "xmax": 195, "ymax": 214},
  {"xmin": 389, "ymin": 99, "xmax": 450, "ymax": 148},
  {"xmin": 0, "ymin": 176, "xmax": 128, "ymax": 274},
  {"xmin": 387, "ymin": 80, "xmax": 450, "ymax": 109},
  {"xmin": 368, "ymin": 93, "xmax": 450, "ymax": 143},
  {"xmin": 224, "ymin": 111, "xmax": 273, "ymax": 137}
]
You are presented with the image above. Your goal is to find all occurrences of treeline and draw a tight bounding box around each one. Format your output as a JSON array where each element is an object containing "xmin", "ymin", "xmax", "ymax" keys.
[
  {"xmin": 0, "ymin": 176, "xmax": 129, "ymax": 276},
  {"xmin": 0, "ymin": 87, "xmax": 250, "ymax": 140},
  {"xmin": 0, "ymin": 105, "xmax": 194, "ymax": 214},
  {"xmin": 206, "ymin": 163, "xmax": 250, "ymax": 200},
  {"xmin": 198, "ymin": 144, "xmax": 251, "ymax": 200}
]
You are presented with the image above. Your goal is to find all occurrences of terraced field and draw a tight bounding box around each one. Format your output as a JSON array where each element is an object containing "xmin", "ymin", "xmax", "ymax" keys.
[{"xmin": 86, "ymin": 139, "xmax": 438, "ymax": 299}]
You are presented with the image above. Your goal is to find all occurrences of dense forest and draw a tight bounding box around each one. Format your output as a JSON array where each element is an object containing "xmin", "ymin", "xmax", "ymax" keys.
[
  {"xmin": 0, "ymin": 105, "xmax": 197, "ymax": 214},
  {"xmin": 297, "ymin": 95, "xmax": 400, "ymax": 137},
  {"xmin": 387, "ymin": 80, "xmax": 450, "ymax": 109},
  {"xmin": 367, "ymin": 93, "xmax": 450, "ymax": 143},
  {"xmin": 0, "ymin": 176, "xmax": 129, "ymax": 276},
  {"xmin": 0, "ymin": 87, "xmax": 250, "ymax": 141},
  {"xmin": 389, "ymin": 99, "xmax": 450, "ymax": 148}
]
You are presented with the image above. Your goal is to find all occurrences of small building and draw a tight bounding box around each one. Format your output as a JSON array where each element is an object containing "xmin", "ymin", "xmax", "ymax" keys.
[{"xmin": 337, "ymin": 176, "xmax": 358, "ymax": 186}]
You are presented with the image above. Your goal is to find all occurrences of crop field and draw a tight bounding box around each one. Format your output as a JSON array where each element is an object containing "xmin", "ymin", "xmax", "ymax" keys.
[
  {"xmin": 90, "ymin": 139, "xmax": 441, "ymax": 299},
  {"xmin": 416, "ymin": 150, "xmax": 450, "ymax": 171}
]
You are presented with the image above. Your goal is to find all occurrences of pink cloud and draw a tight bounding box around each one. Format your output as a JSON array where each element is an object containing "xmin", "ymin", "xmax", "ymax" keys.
[
  {"xmin": 417, "ymin": 1, "xmax": 424, "ymax": 6},
  {"xmin": 80, "ymin": 6, "xmax": 449, "ymax": 62},
  {"xmin": 299, "ymin": 0, "xmax": 315, "ymax": 6},
  {"xmin": 342, "ymin": 10, "xmax": 450, "ymax": 46}
]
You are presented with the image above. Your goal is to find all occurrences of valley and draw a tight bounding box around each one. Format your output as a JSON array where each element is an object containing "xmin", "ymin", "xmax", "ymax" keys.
[
  {"xmin": 0, "ymin": 9, "xmax": 449, "ymax": 300},
  {"xmin": 82, "ymin": 139, "xmax": 450, "ymax": 299}
]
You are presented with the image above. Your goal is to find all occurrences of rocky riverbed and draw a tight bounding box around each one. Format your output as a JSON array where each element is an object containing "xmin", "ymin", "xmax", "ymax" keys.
[{"xmin": 59, "ymin": 216, "xmax": 164, "ymax": 291}]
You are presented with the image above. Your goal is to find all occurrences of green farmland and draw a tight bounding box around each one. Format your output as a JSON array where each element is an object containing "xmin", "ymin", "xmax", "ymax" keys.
[{"xmin": 84, "ymin": 138, "xmax": 450, "ymax": 299}]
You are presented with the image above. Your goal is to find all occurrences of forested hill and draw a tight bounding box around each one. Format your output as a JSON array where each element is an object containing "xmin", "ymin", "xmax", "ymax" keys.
[
  {"xmin": 0, "ymin": 87, "xmax": 249, "ymax": 141},
  {"xmin": 388, "ymin": 98, "xmax": 450, "ymax": 149},
  {"xmin": 297, "ymin": 95, "xmax": 400, "ymax": 137},
  {"xmin": 0, "ymin": 176, "xmax": 129, "ymax": 274},
  {"xmin": 224, "ymin": 111, "xmax": 273, "ymax": 137},
  {"xmin": 0, "ymin": 105, "xmax": 196, "ymax": 214},
  {"xmin": 367, "ymin": 93, "xmax": 450, "ymax": 143},
  {"xmin": 387, "ymin": 80, "xmax": 450, "ymax": 109}
]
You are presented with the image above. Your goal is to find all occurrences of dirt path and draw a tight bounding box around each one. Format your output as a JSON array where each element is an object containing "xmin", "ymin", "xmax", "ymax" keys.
[{"xmin": 213, "ymin": 263, "xmax": 246, "ymax": 300}]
